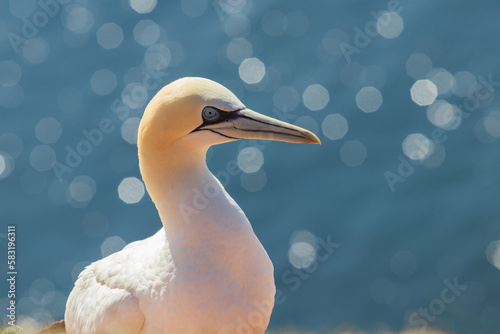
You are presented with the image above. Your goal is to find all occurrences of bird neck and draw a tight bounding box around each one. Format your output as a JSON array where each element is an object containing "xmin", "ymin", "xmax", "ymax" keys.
[
  {"xmin": 139, "ymin": 139, "xmax": 253, "ymax": 250},
  {"xmin": 139, "ymin": 138, "xmax": 209, "ymax": 216}
]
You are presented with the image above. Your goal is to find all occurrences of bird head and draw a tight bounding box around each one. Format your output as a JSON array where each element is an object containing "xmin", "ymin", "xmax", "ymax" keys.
[{"xmin": 138, "ymin": 77, "xmax": 321, "ymax": 153}]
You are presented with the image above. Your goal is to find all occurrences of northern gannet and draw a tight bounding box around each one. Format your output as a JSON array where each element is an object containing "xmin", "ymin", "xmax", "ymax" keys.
[{"xmin": 64, "ymin": 77, "xmax": 320, "ymax": 334}]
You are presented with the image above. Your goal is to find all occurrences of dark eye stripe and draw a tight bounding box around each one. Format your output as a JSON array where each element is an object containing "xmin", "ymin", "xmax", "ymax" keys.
[{"xmin": 191, "ymin": 107, "xmax": 241, "ymax": 134}]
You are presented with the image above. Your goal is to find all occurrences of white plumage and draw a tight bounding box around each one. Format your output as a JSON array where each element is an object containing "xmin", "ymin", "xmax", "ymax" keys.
[{"xmin": 65, "ymin": 77, "xmax": 320, "ymax": 334}]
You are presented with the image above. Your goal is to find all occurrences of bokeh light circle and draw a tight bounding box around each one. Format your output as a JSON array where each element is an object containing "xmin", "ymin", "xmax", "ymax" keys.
[
  {"xmin": 402, "ymin": 133, "xmax": 433, "ymax": 161},
  {"xmin": 121, "ymin": 117, "xmax": 141, "ymax": 144},
  {"xmin": 0, "ymin": 133, "xmax": 23, "ymax": 158},
  {"xmin": 239, "ymin": 58, "xmax": 265, "ymax": 84},
  {"xmin": 29, "ymin": 145, "xmax": 56, "ymax": 171},
  {"xmin": 91, "ymin": 69, "xmax": 118, "ymax": 96},
  {"xmin": 411, "ymin": 80, "xmax": 438, "ymax": 106},
  {"xmin": 133, "ymin": 19, "xmax": 160, "ymax": 46},
  {"xmin": 377, "ymin": 12, "xmax": 404, "ymax": 39},
  {"xmin": 356, "ymin": 86, "xmax": 383, "ymax": 113},
  {"xmin": 101, "ymin": 236, "xmax": 126, "ymax": 257},
  {"xmin": 322, "ymin": 114, "xmax": 348, "ymax": 140},
  {"xmin": 69, "ymin": 175, "xmax": 96, "ymax": 203},
  {"xmin": 35, "ymin": 118, "xmax": 62, "ymax": 144},
  {"xmin": 0, "ymin": 60, "xmax": 22, "ymax": 87},
  {"xmin": 129, "ymin": 0, "xmax": 157, "ymax": 14},
  {"xmin": 118, "ymin": 177, "xmax": 145, "ymax": 204},
  {"xmin": 237, "ymin": 147, "xmax": 264, "ymax": 173},
  {"xmin": 406, "ymin": 53, "xmax": 432, "ymax": 80},
  {"xmin": 145, "ymin": 44, "xmax": 171, "ymax": 70},
  {"xmin": 181, "ymin": 0, "xmax": 208, "ymax": 17},
  {"xmin": 303, "ymin": 84, "xmax": 329, "ymax": 111},
  {"xmin": 427, "ymin": 68, "xmax": 455, "ymax": 96},
  {"xmin": 62, "ymin": 6, "xmax": 94, "ymax": 34},
  {"xmin": 224, "ymin": 14, "xmax": 251, "ymax": 38},
  {"xmin": 288, "ymin": 241, "xmax": 316, "ymax": 269},
  {"xmin": 340, "ymin": 140, "xmax": 367, "ymax": 167},
  {"xmin": 226, "ymin": 38, "xmax": 253, "ymax": 64},
  {"xmin": 0, "ymin": 85, "xmax": 24, "ymax": 109},
  {"xmin": 240, "ymin": 169, "xmax": 267, "ymax": 192},
  {"xmin": 426, "ymin": 100, "xmax": 462, "ymax": 130},
  {"xmin": 322, "ymin": 29, "xmax": 349, "ymax": 56},
  {"xmin": 97, "ymin": 23, "xmax": 124, "ymax": 49},
  {"xmin": 23, "ymin": 37, "xmax": 50, "ymax": 64},
  {"xmin": 0, "ymin": 152, "xmax": 15, "ymax": 179}
]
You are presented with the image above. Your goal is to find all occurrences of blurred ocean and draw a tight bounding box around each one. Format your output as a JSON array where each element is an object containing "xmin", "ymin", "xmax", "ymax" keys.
[{"xmin": 1, "ymin": 0, "xmax": 500, "ymax": 333}]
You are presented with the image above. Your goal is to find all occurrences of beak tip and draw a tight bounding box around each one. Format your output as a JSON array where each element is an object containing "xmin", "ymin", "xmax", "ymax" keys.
[{"xmin": 307, "ymin": 133, "xmax": 321, "ymax": 145}]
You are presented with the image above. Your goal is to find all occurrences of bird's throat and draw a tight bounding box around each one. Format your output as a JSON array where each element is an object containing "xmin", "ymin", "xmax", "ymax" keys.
[{"xmin": 139, "ymin": 139, "xmax": 251, "ymax": 245}]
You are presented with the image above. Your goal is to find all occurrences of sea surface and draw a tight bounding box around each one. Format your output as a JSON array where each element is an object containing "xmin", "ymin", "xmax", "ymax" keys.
[{"xmin": 1, "ymin": 0, "xmax": 500, "ymax": 333}]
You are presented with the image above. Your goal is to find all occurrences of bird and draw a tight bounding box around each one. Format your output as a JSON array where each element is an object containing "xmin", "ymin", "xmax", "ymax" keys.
[{"xmin": 64, "ymin": 77, "xmax": 321, "ymax": 334}]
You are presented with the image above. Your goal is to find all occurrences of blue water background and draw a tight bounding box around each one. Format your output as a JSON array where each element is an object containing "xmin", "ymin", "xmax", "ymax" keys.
[{"xmin": 1, "ymin": 0, "xmax": 500, "ymax": 333}]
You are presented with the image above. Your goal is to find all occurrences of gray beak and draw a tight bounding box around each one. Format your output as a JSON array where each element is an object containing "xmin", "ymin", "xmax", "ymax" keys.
[{"xmin": 197, "ymin": 108, "xmax": 321, "ymax": 144}]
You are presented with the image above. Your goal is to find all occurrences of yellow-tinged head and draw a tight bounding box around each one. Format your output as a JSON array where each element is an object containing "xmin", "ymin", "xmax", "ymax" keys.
[
  {"xmin": 137, "ymin": 77, "xmax": 321, "ymax": 206},
  {"xmin": 138, "ymin": 77, "xmax": 320, "ymax": 154}
]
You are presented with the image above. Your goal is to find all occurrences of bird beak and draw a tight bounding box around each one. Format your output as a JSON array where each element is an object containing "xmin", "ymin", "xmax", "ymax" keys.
[{"xmin": 199, "ymin": 108, "xmax": 321, "ymax": 144}]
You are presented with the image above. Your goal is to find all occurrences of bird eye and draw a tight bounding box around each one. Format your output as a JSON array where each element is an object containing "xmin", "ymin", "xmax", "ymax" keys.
[{"xmin": 202, "ymin": 107, "xmax": 221, "ymax": 122}]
